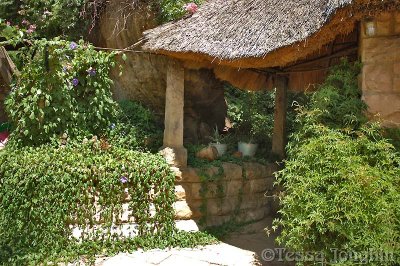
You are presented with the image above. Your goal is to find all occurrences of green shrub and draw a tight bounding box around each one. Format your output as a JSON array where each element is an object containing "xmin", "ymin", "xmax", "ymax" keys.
[
  {"xmin": 107, "ymin": 100, "xmax": 163, "ymax": 152},
  {"xmin": 0, "ymin": 144, "xmax": 176, "ymax": 264},
  {"xmin": 274, "ymin": 60, "xmax": 400, "ymax": 265},
  {"xmin": 5, "ymin": 39, "xmax": 117, "ymax": 146}
]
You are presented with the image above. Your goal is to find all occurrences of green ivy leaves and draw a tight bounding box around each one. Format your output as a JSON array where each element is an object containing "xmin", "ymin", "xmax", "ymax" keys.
[{"xmin": 0, "ymin": 144, "xmax": 177, "ymax": 264}]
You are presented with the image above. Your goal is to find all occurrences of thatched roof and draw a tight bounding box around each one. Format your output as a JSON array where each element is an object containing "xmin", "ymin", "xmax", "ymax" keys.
[{"xmin": 143, "ymin": 0, "xmax": 399, "ymax": 68}]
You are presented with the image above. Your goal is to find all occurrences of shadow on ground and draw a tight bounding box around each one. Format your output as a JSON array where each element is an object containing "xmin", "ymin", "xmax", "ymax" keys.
[{"xmin": 223, "ymin": 217, "xmax": 295, "ymax": 266}]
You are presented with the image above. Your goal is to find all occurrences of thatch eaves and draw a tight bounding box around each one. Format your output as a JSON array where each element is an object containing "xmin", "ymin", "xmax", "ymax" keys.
[{"xmin": 142, "ymin": 0, "xmax": 399, "ymax": 68}]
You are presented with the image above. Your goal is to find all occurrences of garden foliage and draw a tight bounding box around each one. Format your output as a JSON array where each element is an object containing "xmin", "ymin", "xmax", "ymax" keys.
[
  {"xmin": 275, "ymin": 60, "xmax": 400, "ymax": 265},
  {"xmin": 0, "ymin": 0, "xmax": 91, "ymax": 38},
  {"xmin": 107, "ymin": 100, "xmax": 163, "ymax": 152},
  {"xmin": 0, "ymin": 143, "xmax": 176, "ymax": 264},
  {"xmin": 5, "ymin": 39, "xmax": 117, "ymax": 146}
]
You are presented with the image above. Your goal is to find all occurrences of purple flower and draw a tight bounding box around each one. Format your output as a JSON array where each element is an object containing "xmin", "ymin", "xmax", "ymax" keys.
[
  {"xmin": 87, "ymin": 67, "xmax": 96, "ymax": 76},
  {"xmin": 71, "ymin": 78, "xmax": 79, "ymax": 87},
  {"xmin": 120, "ymin": 176, "xmax": 128, "ymax": 184},
  {"xmin": 69, "ymin": 42, "xmax": 78, "ymax": 50}
]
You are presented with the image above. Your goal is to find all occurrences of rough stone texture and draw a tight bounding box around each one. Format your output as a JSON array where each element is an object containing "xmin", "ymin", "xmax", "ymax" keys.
[
  {"xmin": 175, "ymin": 162, "xmax": 279, "ymax": 227},
  {"xmin": 95, "ymin": 243, "xmax": 257, "ymax": 266},
  {"xmin": 361, "ymin": 11, "xmax": 400, "ymax": 127},
  {"xmin": 95, "ymin": 0, "xmax": 227, "ymax": 143}
]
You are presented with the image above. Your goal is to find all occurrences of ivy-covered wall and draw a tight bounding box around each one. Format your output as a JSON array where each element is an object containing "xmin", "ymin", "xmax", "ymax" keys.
[{"xmin": 173, "ymin": 162, "xmax": 279, "ymax": 227}]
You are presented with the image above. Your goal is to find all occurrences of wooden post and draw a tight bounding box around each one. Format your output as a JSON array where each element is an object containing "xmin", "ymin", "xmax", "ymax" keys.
[
  {"xmin": 161, "ymin": 60, "xmax": 187, "ymax": 168},
  {"xmin": 272, "ymin": 75, "xmax": 288, "ymax": 160},
  {"xmin": 0, "ymin": 46, "xmax": 18, "ymax": 85}
]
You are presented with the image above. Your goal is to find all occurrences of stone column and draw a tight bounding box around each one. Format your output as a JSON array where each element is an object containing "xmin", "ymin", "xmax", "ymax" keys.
[
  {"xmin": 360, "ymin": 11, "xmax": 400, "ymax": 127},
  {"xmin": 272, "ymin": 75, "xmax": 288, "ymax": 160},
  {"xmin": 161, "ymin": 60, "xmax": 187, "ymax": 168}
]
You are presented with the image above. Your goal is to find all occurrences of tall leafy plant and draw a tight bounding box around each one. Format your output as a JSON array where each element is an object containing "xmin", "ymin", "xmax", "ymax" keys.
[{"xmin": 274, "ymin": 60, "xmax": 400, "ymax": 265}]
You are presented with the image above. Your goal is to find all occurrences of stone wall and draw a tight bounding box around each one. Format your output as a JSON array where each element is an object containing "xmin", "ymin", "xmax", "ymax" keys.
[
  {"xmin": 174, "ymin": 162, "xmax": 279, "ymax": 227},
  {"xmin": 361, "ymin": 11, "xmax": 400, "ymax": 127}
]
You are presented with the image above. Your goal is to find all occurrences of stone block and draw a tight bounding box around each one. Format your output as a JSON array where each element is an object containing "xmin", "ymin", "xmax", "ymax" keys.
[
  {"xmin": 265, "ymin": 163, "xmax": 280, "ymax": 177},
  {"xmin": 206, "ymin": 215, "xmax": 231, "ymax": 227},
  {"xmin": 174, "ymin": 201, "xmax": 193, "ymax": 220},
  {"xmin": 243, "ymin": 162, "xmax": 267, "ymax": 180},
  {"xmin": 190, "ymin": 182, "xmax": 226, "ymax": 200},
  {"xmin": 363, "ymin": 93, "xmax": 400, "ymax": 126},
  {"xmin": 174, "ymin": 185, "xmax": 187, "ymax": 201},
  {"xmin": 220, "ymin": 197, "xmax": 240, "ymax": 215},
  {"xmin": 175, "ymin": 220, "xmax": 199, "ymax": 232},
  {"xmin": 179, "ymin": 167, "xmax": 201, "ymax": 183},
  {"xmin": 362, "ymin": 64, "xmax": 393, "ymax": 92},
  {"xmin": 375, "ymin": 12, "xmax": 393, "ymax": 36},
  {"xmin": 226, "ymin": 180, "xmax": 244, "ymax": 196},
  {"xmin": 221, "ymin": 162, "xmax": 243, "ymax": 180},
  {"xmin": 159, "ymin": 147, "xmax": 187, "ymax": 168},
  {"xmin": 206, "ymin": 199, "xmax": 224, "ymax": 216},
  {"xmin": 362, "ymin": 38, "xmax": 400, "ymax": 64},
  {"xmin": 242, "ymin": 193, "xmax": 269, "ymax": 209},
  {"xmin": 237, "ymin": 209, "xmax": 266, "ymax": 223},
  {"xmin": 395, "ymin": 12, "xmax": 400, "ymax": 34},
  {"xmin": 249, "ymin": 177, "xmax": 275, "ymax": 193}
]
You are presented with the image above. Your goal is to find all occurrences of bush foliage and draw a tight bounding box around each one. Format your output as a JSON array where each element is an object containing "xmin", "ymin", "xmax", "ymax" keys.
[
  {"xmin": 107, "ymin": 100, "xmax": 163, "ymax": 152},
  {"xmin": 5, "ymin": 39, "xmax": 117, "ymax": 146},
  {"xmin": 0, "ymin": 143, "xmax": 176, "ymax": 264},
  {"xmin": 274, "ymin": 60, "xmax": 400, "ymax": 265}
]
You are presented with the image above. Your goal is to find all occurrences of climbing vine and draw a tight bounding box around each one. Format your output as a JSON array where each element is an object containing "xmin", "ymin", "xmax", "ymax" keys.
[
  {"xmin": 5, "ymin": 39, "xmax": 117, "ymax": 147},
  {"xmin": 0, "ymin": 143, "xmax": 217, "ymax": 264}
]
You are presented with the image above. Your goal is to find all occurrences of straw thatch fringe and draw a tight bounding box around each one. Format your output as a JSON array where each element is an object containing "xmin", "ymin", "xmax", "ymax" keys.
[{"xmin": 142, "ymin": 0, "xmax": 400, "ymax": 68}]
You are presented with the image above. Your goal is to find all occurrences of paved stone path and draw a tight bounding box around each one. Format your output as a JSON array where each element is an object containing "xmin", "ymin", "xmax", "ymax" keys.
[
  {"xmin": 96, "ymin": 244, "xmax": 258, "ymax": 266},
  {"xmin": 67, "ymin": 218, "xmax": 293, "ymax": 266}
]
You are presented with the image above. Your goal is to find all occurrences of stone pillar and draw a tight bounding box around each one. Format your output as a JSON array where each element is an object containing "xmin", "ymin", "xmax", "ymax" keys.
[
  {"xmin": 360, "ymin": 11, "xmax": 400, "ymax": 127},
  {"xmin": 272, "ymin": 75, "xmax": 288, "ymax": 159},
  {"xmin": 161, "ymin": 60, "xmax": 187, "ymax": 167}
]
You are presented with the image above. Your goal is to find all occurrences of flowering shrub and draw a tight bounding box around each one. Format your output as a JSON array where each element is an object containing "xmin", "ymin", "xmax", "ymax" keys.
[
  {"xmin": 158, "ymin": 0, "xmax": 203, "ymax": 22},
  {"xmin": 0, "ymin": 0, "xmax": 89, "ymax": 38},
  {"xmin": 5, "ymin": 39, "xmax": 117, "ymax": 146},
  {"xmin": 184, "ymin": 3, "xmax": 198, "ymax": 14}
]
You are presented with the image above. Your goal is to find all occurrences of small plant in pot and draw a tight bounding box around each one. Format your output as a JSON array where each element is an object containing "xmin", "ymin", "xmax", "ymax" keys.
[
  {"xmin": 236, "ymin": 99, "xmax": 259, "ymax": 157},
  {"xmin": 208, "ymin": 126, "xmax": 228, "ymax": 157},
  {"xmin": 237, "ymin": 123, "xmax": 259, "ymax": 157}
]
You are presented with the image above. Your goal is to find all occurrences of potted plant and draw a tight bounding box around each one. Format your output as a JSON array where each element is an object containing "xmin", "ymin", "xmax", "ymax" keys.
[
  {"xmin": 236, "ymin": 93, "xmax": 259, "ymax": 157},
  {"xmin": 237, "ymin": 121, "xmax": 259, "ymax": 157},
  {"xmin": 209, "ymin": 126, "xmax": 228, "ymax": 157}
]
